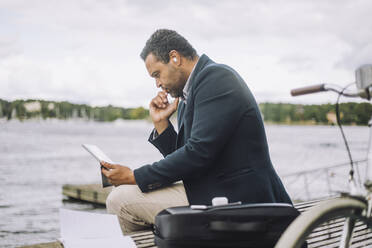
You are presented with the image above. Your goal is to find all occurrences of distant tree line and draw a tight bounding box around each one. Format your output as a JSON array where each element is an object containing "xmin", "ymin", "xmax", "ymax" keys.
[
  {"xmin": 259, "ymin": 102, "xmax": 372, "ymax": 125},
  {"xmin": 0, "ymin": 99, "xmax": 148, "ymax": 122},
  {"xmin": 1, "ymin": 98, "xmax": 371, "ymax": 125}
]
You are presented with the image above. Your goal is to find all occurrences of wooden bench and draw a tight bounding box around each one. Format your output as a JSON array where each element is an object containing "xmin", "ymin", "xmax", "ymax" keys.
[{"xmin": 18, "ymin": 184, "xmax": 372, "ymax": 248}]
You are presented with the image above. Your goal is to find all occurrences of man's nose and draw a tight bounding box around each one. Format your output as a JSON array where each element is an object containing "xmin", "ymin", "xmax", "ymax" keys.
[{"xmin": 156, "ymin": 79, "xmax": 161, "ymax": 88}]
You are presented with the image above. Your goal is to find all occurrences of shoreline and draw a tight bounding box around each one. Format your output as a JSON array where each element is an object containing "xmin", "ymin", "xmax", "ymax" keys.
[{"xmin": 0, "ymin": 118, "xmax": 367, "ymax": 126}]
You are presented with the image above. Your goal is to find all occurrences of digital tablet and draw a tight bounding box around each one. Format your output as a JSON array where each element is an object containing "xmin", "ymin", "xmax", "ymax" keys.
[
  {"xmin": 82, "ymin": 144, "xmax": 113, "ymax": 187},
  {"xmin": 82, "ymin": 144, "xmax": 114, "ymax": 164}
]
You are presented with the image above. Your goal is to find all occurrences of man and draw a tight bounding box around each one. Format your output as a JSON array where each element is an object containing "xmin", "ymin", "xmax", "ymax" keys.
[{"xmin": 101, "ymin": 29, "xmax": 291, "ymax": 234}]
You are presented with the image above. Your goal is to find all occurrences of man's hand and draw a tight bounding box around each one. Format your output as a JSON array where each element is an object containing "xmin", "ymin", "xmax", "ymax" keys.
[
  {"xmin": 150, "ymin": 91, "xmax": 179, "ymax": 134},
  {"xmin": 100, "ymin": 161, "xmax": 136, "ymax": 186}
]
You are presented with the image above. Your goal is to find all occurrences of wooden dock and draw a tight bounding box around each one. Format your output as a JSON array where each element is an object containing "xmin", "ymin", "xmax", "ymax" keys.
[
  {"xmin": 62, "ymin": 184, "xmax": 110, "ymax": 205},
  {"xmin": 18, "ymin": 184, "xmax": 372, "ymax": 248}
]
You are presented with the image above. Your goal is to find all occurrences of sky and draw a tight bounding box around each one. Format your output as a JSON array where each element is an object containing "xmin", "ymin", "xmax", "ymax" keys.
[{"xmin": 0, "ymin": 0, "xmax": 371, "ymax": 107}]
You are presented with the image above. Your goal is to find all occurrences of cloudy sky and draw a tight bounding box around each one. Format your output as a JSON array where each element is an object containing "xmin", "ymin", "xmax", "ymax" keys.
[{"xmin": 1, "ymin": 0, "xmax": 371, "ymax": 107}]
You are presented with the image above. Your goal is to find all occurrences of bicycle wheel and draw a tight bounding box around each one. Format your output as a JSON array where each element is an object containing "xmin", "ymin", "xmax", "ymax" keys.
[{"xmin": 275, "ymin": 197, "xmax": 369, "ymax": 248}]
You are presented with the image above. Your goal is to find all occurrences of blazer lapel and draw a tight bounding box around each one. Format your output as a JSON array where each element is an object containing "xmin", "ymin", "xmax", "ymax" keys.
[{"xmin": 175, "ymin": 54, "xmax": 213, "ymax": 148}]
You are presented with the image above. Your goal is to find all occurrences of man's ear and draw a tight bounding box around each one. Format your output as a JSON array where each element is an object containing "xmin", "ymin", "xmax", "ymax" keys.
[{"xmin": 169, "ymin": 50, "xmax": 180, "ymax": 66}]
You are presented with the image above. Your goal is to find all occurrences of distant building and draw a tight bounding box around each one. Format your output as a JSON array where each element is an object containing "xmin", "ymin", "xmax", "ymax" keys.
[
  {"xmin": 48, "ymin": 103, "xmax": 55, "ymax": 110},
  {"xmin": 326, "ymin": 112, "xmax": 337, "ymax": 124},
  {"xmin": 24, "ymin": 101, "xmax": 41, "ymax": 112}
]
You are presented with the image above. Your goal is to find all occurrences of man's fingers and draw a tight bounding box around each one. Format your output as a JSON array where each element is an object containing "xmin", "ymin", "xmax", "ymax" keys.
[
  {"xmin": 158, "ymin": 91, "xmax": 169, "ymax": 103},
  {"xmin": 101, "ymin": 167, "xmax": 110, "ymax": 177},
  {"xmin": 155, "ymin": 98, "xmax": 166, "ymax": 108},
  {"xmin": 101, "ymin": 168, "xmax": 121, "ymax": 186},
  {"xmin": 150, "ymin": 91, "xmax": 170, "ymax": 109},
  {"xmin": 151, "ymin": 96, "xmax": 160, "ymax": 108},
  {"xmin": 100, "ymin": 161, "xmax": 115, "ymax": 169},
  {"xmin": 152, "ymin": 95, "xmax": 168, "ymax": 109}
]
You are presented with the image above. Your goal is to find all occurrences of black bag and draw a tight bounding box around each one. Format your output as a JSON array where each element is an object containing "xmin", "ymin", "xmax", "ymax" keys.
[{"xmin": 153, "ymin": 203, "xmax": 306, "ymax": 248}]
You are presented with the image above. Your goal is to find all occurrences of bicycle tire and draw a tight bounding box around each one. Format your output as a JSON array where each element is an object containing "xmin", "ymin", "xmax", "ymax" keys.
[{"xmin": 275, "ymin": 197, "xmax": 368, "ymax": 248}]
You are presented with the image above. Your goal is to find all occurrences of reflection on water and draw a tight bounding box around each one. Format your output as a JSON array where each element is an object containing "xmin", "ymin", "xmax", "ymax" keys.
[{"xmin": 0, "ymin": 120, "xmax": 369, "ymax": 247}]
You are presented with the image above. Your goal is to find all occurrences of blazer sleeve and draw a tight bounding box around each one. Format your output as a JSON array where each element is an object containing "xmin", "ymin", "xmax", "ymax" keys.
[
  {"xmin": 148, "ymin": 121, "xmax": 177, "ymax": 157},
  {"xmin": 134, "ymin": 66, "xmax": 247, "ymax": 192}
]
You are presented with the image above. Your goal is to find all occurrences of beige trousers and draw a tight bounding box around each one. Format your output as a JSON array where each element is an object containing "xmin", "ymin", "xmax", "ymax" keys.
[{"xmin": 106, "ymin": 182, "xmax": 189, "ymax": 234}]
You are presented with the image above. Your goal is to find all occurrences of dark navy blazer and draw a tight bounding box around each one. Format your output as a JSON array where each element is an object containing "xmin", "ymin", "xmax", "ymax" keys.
[{"xmin": 134, "ymin": 54, "xmax": 292, "ymax": 205}]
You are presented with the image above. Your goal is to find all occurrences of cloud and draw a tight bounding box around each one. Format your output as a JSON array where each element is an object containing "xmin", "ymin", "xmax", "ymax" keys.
[
  {"xmin": 0, "ymin": 35, "xmax": 21, "ymax": 60},
  {"xmin": 0, "ymin": 0, "xmax": 371, "ymax": 106}
]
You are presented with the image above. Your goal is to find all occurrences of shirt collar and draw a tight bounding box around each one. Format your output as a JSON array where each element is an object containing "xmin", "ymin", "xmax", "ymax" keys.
[{"xmin": 182, "ymin": 58, "xmax": 199, "ymax": 102}]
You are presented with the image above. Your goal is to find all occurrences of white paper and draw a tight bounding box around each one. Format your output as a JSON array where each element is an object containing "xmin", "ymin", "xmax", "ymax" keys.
[
  {"xmin": 82, "ymin": 144, "xmax": 114, "ymax": 163},
  {"xmin": 59, "ymin": 209, "xmax": 136, "ymax": 248},
  {"xmin": 61, "ymin": 237, "xmax": 136, "ymax": 248}
]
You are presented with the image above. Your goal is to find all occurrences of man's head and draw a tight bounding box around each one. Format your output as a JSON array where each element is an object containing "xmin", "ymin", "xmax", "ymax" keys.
[{"xmin": 140, "ymin": 29, "xmax": 198, "ymax": 98}]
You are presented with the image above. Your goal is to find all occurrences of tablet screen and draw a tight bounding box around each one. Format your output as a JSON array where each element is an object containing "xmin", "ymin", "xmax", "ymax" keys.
[{"xmin": 82, "ymin": 144, "xmax": 114, "ymax": 163}]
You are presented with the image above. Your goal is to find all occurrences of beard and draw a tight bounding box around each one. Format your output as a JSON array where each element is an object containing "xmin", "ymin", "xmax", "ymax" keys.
[
  {"xmin": 169, "ymin": 87, "xmax": 184, "ymax": 98},
  {"xmin": 168, "ymin": 69, "xmax": 188, "ymax": 98}
]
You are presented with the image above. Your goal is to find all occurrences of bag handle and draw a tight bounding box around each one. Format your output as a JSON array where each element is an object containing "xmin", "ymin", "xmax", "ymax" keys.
[{"xmin": 209, "ymin": 220, "xmax": 267, "ymax": 232}]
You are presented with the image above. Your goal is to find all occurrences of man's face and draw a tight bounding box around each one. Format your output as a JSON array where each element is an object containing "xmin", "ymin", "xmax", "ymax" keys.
[{"xmin": 145, "ymin": 53, "xmax": 187, "ymax": 98}]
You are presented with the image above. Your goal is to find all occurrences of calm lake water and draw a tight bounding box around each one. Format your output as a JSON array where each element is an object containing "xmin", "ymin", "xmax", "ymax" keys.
[{"xmin": 0, "ymin": 120, "xmax": 369, "ymax": 247}]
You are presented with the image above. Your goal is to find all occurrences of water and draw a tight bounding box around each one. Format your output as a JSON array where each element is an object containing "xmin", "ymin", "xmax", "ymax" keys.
[
  {"xmin": 0, "ymin": 120, "xmax": 369, "ymax": 247},
  {"xmin": 266, "ymin": 124, "xmax": 368, "ymax": 173}
]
